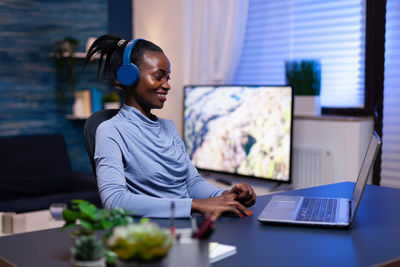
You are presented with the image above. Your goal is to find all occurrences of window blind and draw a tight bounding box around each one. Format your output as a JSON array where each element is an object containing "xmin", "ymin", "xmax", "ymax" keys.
[
  {"xmin": 234, "ymin": 0, "xmax": 366, "ymax": 108},
  {"xmin": 381, "ymin": 0, "xmax": 400, "ymax": 188}
]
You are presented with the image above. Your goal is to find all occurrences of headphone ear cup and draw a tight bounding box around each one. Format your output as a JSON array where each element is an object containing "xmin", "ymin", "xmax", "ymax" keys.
[{"xmin": 117, "ymin": 63, "xmax": 140, "ymax": 86}]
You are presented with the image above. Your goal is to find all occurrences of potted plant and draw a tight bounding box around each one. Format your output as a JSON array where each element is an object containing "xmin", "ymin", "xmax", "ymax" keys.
[
  {"xmin": 102, "ymin": 91, "xmax": 121, "ymax": 110},
  {"xmin": 70, "ymin": 234, "xmax": 105, "ymax": 267},
  {"xmin": 106, "ymin": 218, "xmax": 173, "ymax": 265},
  {"xmin": 285, "ymin": 59, "xmax": 321, "ymax": 116},
  {"xmin": 52, "ymin": 37, "xmax": 80, "ymax": 113},
  {"xmin": 62, "ymin": 200, "xmax": 133, "ymax": 265}
]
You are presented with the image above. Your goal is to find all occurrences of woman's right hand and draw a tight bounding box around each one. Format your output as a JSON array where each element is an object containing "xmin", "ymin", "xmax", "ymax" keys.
[{"xmin": 191, "ymin": 193, "xmax": 251, "ymax": 218}]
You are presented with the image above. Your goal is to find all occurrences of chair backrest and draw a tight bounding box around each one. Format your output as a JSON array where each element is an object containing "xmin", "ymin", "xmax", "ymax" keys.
[{"xmin": 83, "ymin": 109, "xmax": 120, "ymax": 177}]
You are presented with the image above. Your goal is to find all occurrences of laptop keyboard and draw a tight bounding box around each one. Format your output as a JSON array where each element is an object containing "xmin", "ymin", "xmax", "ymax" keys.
[{"xmin": 295, "ymin": 197, "xmax": 338, "ymax": 222}]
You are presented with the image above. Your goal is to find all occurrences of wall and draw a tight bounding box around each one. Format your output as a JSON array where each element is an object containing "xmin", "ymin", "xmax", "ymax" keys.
[
  {"xmin": 293, "ymin": 117, "xmax": 374, "ymax": 188},
  {"xmin": 0, "ymin": 0, "xmax": 108, "ymax": 172},
  {"xmin": 133, "ymin": 0, "xmax": 185, "ymax": 135}
]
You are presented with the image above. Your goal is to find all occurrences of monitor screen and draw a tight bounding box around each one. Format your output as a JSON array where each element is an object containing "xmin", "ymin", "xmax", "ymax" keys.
[{"xmin": 183, "ymin": 85, "xmax": 293, "ymax": 183}]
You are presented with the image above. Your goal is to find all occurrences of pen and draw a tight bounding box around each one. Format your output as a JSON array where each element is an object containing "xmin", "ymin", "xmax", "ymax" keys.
[{"xmin": 170, "ymin": 201, "xmax": 175, "ymax": 235}]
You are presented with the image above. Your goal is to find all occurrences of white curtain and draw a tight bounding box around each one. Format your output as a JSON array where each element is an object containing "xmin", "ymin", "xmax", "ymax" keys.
[{"xmin": 183, "ymin": 0, "xmax": 249, "ymax": 85}]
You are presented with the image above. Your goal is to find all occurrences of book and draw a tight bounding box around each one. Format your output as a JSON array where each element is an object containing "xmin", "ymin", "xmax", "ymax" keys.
[
  {"xmin": 73, "ymin": 90, "xmax": 91, "ymax": 118},
  {"xmin": 209, "ymin": 242, "xmax": 237, "ymax": 263}
]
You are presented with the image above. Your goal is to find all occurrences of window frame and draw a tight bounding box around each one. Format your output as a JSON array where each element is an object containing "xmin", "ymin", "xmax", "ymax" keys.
[{"xmin": 322, "ymin": 0, "xmax": 385, "ymax": 185}]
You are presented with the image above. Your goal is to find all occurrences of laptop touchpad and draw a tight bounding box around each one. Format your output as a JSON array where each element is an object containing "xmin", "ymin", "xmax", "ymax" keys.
[{"xmin": 260, "ymin": 196, "xmax": 301, "ymax": 220}]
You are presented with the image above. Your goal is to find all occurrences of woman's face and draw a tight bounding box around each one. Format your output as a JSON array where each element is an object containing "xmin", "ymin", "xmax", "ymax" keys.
[{"xmin": 127, "ymin": 50, "xmax": 171, "ymax": 117}]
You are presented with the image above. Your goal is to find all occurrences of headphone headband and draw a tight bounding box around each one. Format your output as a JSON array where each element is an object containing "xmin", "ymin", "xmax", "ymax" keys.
[{"xmin": 122, "ymin": 39, "xmax": 142, "ymax": 64}]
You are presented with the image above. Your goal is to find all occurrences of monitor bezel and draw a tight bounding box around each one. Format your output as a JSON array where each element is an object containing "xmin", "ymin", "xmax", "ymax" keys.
[{"xmin": 182, "ymin": 84, "xmax": 294, "ymax": 184}]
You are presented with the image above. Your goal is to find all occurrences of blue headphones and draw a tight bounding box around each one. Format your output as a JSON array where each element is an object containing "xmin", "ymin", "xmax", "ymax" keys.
[{"xmin": 117, "ymin": 39, "xmax": 143, "ymax": 86}]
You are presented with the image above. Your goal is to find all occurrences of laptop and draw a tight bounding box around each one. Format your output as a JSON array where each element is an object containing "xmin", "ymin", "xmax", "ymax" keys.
[{"xmin": 258, "ymin": 131, "xmax": 381, "ymax": 228}]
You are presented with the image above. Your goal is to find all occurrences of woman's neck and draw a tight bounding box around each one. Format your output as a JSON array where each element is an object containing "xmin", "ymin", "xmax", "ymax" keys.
[{"xmin": 124, "ymin": 101, "xmax": 154, "ymax": 120}]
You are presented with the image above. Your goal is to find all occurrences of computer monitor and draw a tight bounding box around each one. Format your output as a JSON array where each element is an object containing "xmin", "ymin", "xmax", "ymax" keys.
[{"xmin": 183, "ymin": 85, "xmax": 293, "ymax": 183}]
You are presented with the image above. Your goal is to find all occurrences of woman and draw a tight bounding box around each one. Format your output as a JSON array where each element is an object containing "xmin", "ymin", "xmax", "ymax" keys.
[{"xmin": 85, "ymin": 34, "xmax": 256, "ymax": 218}]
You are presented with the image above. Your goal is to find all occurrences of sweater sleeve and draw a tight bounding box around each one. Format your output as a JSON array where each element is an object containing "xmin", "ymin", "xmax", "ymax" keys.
[{"xmin": 94, "ymin": 122, "xmax": 193, "ymax": 218}]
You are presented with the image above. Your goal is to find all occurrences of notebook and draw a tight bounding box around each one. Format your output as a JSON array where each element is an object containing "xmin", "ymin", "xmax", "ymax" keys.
[
  {"xmin": 209, "ymin": 242, "xmax": 236, "ymax": 264},
  {"xmin": 258, "ymin": 131, "xmax": 381, "ymax": 228}
]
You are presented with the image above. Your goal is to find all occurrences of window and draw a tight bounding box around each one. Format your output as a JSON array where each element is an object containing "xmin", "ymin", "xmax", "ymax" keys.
[
  {"xmin": 381, "ymin": 0, "xmax": 400, "ymax": 188},
  {"xmin": 234, "ymin": 0, "xmax": 366, "ymax": 108}
]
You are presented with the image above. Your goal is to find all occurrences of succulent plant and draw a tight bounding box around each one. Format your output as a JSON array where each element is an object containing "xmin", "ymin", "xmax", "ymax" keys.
[
  {"xmin": 107, "ymin": 218, "xmax": 173, "ymax": 262},
  {"xmin": 71, "ymin": 234, "xmax": 104, "ymax": 261}
]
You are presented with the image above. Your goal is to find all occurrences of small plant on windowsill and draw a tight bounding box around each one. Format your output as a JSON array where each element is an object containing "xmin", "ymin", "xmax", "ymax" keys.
[
  {"xmin": 285, "ymin": 60, "xmax": 321, "ymax": 96},
  {"xmin": 285, "ymin": 59, "xmax": 322, "ymax": 116}
]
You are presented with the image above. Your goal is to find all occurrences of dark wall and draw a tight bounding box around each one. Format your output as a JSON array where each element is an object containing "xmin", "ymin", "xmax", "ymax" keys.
[
  {"xmin": 0, "ymin": 0, "xmax": 108, "ymax": 172},
  {"xmin": 108, "ymin": 0, "xmax": 133, "ymax": 39}
]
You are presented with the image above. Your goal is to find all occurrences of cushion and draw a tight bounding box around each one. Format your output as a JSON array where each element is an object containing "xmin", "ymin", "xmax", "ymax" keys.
[{"xmin": 0, "ymin": 134, "xmax": 73, "ymax": 200}]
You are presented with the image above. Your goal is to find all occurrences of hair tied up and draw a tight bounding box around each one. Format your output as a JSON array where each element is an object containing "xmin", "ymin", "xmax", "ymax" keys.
[{"xmin": 117, "ymin": 39, "xmax": 126, "ymax": 47}]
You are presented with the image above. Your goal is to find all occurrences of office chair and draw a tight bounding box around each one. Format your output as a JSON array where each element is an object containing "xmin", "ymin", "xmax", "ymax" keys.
[{"xmin": 83, "ymin": 109, "xmax": 120, "ymax": 178}]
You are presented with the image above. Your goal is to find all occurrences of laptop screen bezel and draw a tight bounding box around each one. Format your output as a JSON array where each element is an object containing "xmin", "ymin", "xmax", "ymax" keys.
[{"xmin": 349, "ymin": 131, "xmax": 381, "ymax": 224}]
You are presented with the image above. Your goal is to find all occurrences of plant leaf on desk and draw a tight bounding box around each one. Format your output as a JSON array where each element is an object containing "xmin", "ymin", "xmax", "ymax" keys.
[
  {"xmin": 93, "ymin": 209, "xmax": 108, "ymax": 221},
  {"xmin": 71, "ymin": 199, "xmax": 86, "ymax": 205},
  {"xmin": 79, "ymin": 218, "xmax": 94, "ymax": 231},
  {"xmin": 101, "ymin": 219, "xmax": 114, "ymax": 230},
  {"xmin": 62, "ymin": 209, "xmax": 79, "ymax": 222},
  {"xmin": 78, "ymin": 202, "xmax": 97, "ymax": 220},
  {"xmin": 62, "ymin": 221, "xmax": 76, "ymax": 230}
]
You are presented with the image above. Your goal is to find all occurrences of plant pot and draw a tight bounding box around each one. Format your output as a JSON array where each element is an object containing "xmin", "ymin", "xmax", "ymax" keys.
[
  {"xmin": 71, "ymin": 257, "xmax": 106, "ymax": 267},
  {"xmin": 117, "ymin": 258, "xmax": 165, "ymax": 267},
  {"xmin": 294, "ymin": 95, "xmax": 321, "ymax": 117},
  {"xmin": 103, "ymin": 102, "xmax": 120, "ymax": 110}
]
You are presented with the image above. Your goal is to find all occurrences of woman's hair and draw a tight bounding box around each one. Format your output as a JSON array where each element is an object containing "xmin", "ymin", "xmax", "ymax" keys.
[{"xmin": 84, "ymin": 34, "xmax": 164, "ymax": 87}]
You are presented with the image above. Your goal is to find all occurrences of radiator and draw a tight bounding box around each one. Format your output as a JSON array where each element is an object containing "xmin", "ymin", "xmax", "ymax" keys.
[{"xmin": 291, "ymin": 147, "xmax": 334, "ymax": 189}]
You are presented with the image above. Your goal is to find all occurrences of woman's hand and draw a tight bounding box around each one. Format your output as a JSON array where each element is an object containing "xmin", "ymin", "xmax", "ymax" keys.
[
  {"xmin": 191, "ymin": 193, "xmax": 251, "ymax": 217},
  {"xmin": 224, "ymin": 182, "xmax": 256, "ymax": 207}
]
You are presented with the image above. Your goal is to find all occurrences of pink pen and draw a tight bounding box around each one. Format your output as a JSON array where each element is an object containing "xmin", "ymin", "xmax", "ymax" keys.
[{"xmin": 170, "ymin": 201, "xmax": 175, "ymax": 235}]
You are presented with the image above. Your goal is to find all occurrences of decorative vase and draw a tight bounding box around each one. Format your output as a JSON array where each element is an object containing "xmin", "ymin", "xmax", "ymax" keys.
[{"xmin": 294, "ymin": 95, "xmax": 321, "ymax": 117}]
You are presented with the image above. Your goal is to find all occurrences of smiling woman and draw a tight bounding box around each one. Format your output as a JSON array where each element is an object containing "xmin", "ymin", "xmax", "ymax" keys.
[{"xmin": 83, "ymin": 34, "xmax": 257, "ymax": 219}]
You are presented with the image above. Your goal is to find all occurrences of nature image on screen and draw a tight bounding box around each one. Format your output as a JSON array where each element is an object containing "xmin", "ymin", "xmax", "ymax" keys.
[{"xmin": 184, "ymin": 86, "xmax": 292, "ymax": 182}]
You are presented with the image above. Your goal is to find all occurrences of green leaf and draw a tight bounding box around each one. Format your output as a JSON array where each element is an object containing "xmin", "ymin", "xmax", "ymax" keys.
[
  {"xmin": 140, "ymin": 217, "xmax": 150, "ymax": 224},
  {"xmin": 79, "ymin": 218, "xmax": 94, "ymax": 231},
  {"xmin": 62, "ymin": 209, "xmax": 79, "ymax": 222},
  {"xmin": 104, "ymin": 248, "xmax": 118, "ymax": 265},
  {"xmin": 71, "ymin": 199, "xmax": 86, "ymax": 204},
  {"xmin": 78, "ymin": 202, "xmax": 97, "ymax": 219},
  {"xmin": 93, "ymin": 209, "xmax": 109, "ymax": 221},
  {"xmin": 101, "ymin": 219, "xmax": 114, "ymax": 230},
  {"xmin": 61, "ymin": 221, "xmax": 76, "ymax": 230}
]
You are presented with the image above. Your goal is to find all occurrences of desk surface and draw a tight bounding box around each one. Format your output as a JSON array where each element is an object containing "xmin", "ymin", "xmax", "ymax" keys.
[{"xmin": 1, "ymin": 182, "xmax": 399, "ymax": 267}]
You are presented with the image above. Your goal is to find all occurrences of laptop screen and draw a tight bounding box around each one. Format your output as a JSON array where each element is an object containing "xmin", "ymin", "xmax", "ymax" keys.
[{"xmin": 350, "ymin": 131, "xmax": 381, "ymax": 219}]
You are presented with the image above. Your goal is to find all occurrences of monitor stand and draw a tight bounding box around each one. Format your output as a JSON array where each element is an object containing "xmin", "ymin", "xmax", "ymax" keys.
[{"xmin": 199, "ymin": 171, "xmax": 293, "ymax": 196}]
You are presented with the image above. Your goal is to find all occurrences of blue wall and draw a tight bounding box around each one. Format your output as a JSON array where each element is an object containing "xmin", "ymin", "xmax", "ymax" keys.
[{"xmin": 0, "ymin": 0, "xmax": 108, "ymax": 172}]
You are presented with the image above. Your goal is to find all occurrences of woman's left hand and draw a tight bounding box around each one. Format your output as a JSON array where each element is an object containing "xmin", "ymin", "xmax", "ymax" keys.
[{"xmin": 223, "ymin": 182, "xmax": 256, "ymax": 207}]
